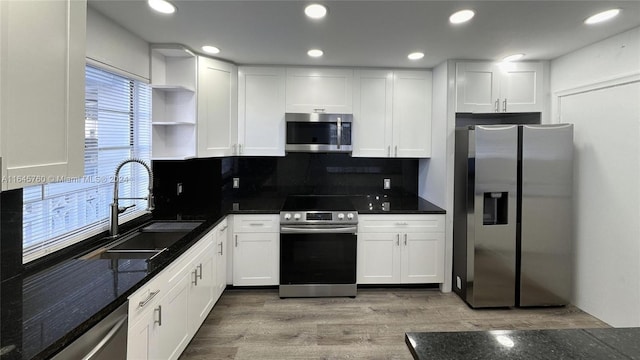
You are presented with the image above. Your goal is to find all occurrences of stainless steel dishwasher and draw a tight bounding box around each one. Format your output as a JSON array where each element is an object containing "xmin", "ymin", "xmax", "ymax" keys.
[{"xmin": 52, "ymin": 302, "xmax": 128, "ymax": 360}]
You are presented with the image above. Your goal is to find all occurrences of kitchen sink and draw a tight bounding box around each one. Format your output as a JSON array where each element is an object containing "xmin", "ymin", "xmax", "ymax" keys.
[{"xmin": 79, "ymin": 220, "xmax": 204, "ymax": 261}]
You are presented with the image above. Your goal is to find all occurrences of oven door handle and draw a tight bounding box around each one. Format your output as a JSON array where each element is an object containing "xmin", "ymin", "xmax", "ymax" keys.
[{"xmin": 280, "ymin": 226, "xmax": 357, "ymax": 234}]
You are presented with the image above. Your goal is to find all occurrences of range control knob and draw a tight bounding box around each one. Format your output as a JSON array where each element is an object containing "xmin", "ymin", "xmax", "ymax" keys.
[
  {"xmin": 347, "ymin": 213, "xmax": 354, "ymax": 220},
  {"xmin": 283, "ymin": 213, "xmax": 292, "ymax": 220},
  {"xmin": 294, "ymin": 213, "xmax": 302, "ymax": 220},
  {"xmin": 337, "ymin": 213, "xmax": 345, "ymax": 220}
]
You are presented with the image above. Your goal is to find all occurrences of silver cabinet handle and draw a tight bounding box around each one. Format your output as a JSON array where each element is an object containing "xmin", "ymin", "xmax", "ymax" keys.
[
  {"xmin": 220, "ymin": 225, "xmax": 228, "ymax": 233},
  {"xmin": 138, "ymin": 290, "xmax": 160, "ymax": 308},
  {"xmin": 219, "ymin": 242, "xmax": 223, "ymax": 255},
  {"xmin": 235, "ymin": 235, "xmax": 238, "ymax": 247},
  {"xmin": 404, "ymin": 233, "xmax": 408, "ymax": 246},
  {"xmin": 388, "ymin": 146, "xmax": 391, "ymax": 157},
  {"xmin": 249, "ymin": 223, "xmax": 264, "ymax": 226},
  {"xmin": 313, "ymin": 108, "xmax": 325, "ymax": 113},
  {"xmin": 395, "ymin": 145, "xmax": 398, "ymax": 157},
  {"xmin": 239, "ymin": 143, "xmax": 243, "ymax": 154},
  {"xmin": 192, "ymin": 269, "xmax": 199, "ymax": 286},
  {"xmin": 503, "ymin": 99, "xmax": 507, "ymax": 112},
  {"xmin": 396, "ymin": 234, "xmax": 400, "ymax": 246},
  {"xmin": 495, "ymin": 98, "xmax": 499, "ymax": 112},
  {"xmin": 154, "ymin": 305, "xmax": 162, "ymax": 326},
  {"xmin": 232, "ymin": 144, "xmax": 237, "ymax": 155},
  {"xmin": 395, "ymin": 222, "xmax": 408, "ymax": 226},
  {"xmin": 82, "ymin": 314, "xmax": 128, "ymax": 360},
  {"xmin": 197, "ymin": 263, "xmax": 203, "ymax": 280}
]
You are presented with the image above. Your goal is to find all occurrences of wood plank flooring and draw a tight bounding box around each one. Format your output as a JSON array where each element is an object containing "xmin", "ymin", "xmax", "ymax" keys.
[{"xmin": 180, "ymin": 288, "xmax": 609, "ymax": 360}]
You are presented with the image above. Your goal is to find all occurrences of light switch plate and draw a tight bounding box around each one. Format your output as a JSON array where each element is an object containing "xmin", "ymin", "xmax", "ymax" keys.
[
  {"xmin": 176, "ymin": 182, "xmax": 183, "ymax": 195},
  {"xmin": 233, "ymin": 178, "xmax": 240, "ymax": 189},
  {"xmin": 383, "ymin": 178, "xmax": 391, "ymax": 190}
]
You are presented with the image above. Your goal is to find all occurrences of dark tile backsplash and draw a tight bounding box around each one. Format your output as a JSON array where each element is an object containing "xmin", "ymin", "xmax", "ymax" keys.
[{"xmin": 222, "ymin": 153, "xmax": 418, "ymax": 197}]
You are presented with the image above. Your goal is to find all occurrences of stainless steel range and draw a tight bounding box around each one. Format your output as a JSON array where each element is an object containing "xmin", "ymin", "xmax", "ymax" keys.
[{"xmin": 279, "ymin": 195, "xmax": 358, "ymax": 298}]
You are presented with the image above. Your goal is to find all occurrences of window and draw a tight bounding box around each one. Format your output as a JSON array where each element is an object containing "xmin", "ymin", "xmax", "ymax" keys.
[{"xmin": 22, "ymin": 65, "xmax": 151, "ymax": 263}]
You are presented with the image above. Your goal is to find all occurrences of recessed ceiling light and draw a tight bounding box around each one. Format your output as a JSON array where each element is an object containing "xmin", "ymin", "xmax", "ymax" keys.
[
  {"xmin": 585, "ymin": 9, "xmax": 620, "ymax": 25},
  {"xmin": 308, "ymin": 49, "xmax": 324, "ymax": 58},
  {"xmin": 147, "ymin": 0, "xmax": 176, "ymax": 14},
  {"xmin": 305, "ymin": 4, "xmax": 327, "ymax": 19},
  {"xmin": 449, "ymin": 9, "xmax": 475, "ymax": 24},
  {"xmin": 408, "ymin": 52, "xmax": 425, "ymax": 60},
  {"xmin": 202, "ymin": 45, "xmax": 220, "ymax": 54},
  {"xmin": 502, "ymin": 53, "xmax": 525, "ymax": 62}
]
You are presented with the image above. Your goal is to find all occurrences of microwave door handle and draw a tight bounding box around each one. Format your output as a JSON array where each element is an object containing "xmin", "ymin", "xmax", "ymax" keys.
[{"xmin": 337, "ymin": 117, "xmax": 342, "ymax": 149}]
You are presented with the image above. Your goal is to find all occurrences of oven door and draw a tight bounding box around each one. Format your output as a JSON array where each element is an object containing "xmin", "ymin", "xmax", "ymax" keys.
[{"xmin": 280, "ymin": 225, "xmax": 357, "ymax": 285}]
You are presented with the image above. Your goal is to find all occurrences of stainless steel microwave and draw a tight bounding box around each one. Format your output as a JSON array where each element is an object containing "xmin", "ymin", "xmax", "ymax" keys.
[{"xmin": 285, "ymin": 113, "xmax": 353, "ymax": 153}]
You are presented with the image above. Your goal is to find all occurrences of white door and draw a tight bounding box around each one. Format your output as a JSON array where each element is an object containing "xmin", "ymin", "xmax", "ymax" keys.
[
  {"xmin": 233, "ymin": 232, "xmax": 279, "ymax": 286},
  {"xmin": 156, "ymin": 272, "xmax": 191, "ymax": 360},
  {"xmin": 238, "ymin": 67, "xmax": 286, "ymax": 156},
  {"xmin": 215, "ymin": 224, "xmax": 228, "ymax": 301},
  {"xmin": 357, "ymin": 232, "xmax": 401, "ymax": 284},
  {"xmin": 188, "ymin": 240, "xmax": 216, "ymax": 333},
  {"xmin": 285, "ymin": 68, "xmax": 353, "ymax": 113},
  {"xmin": 1, "ymin": 0, "xmax": 85, "ymax": 190},
  {"xmin": 197, "ymin": 56, "xmax": 238, "ymax": 157},
  {"xmin": 401, "ymin": 232, "xmax": 444, "ymax": 283},
  {"xmin": 127, "ymin": 310, "xmax": 155, "ymax": 360},
  {"xmin": 500, "ymin": 62, "xmax": 543, "ymax": 113},
  {"xmin": 455, "ymin": 62, "xmax": 500, "ymax": 113},
  {"xmin": 352, "ymin": 70, "xmax": 393, "ymax": 157},
  {"xmin": 392, "ymin": 70, "xmax": 432, "ymax": 157}
]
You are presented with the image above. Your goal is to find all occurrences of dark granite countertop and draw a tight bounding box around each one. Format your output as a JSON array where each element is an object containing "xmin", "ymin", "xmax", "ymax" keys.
[
  {"xmin": 0, "ymin": 193, "xmax": 445, "ymax": 360},
  {"xmin": 405, "ymin": 328, "xmax": 640, "ymax": 360},
  {"xmin": 1, "ymin": 213, "xmax": 227, "ymax": 360}
]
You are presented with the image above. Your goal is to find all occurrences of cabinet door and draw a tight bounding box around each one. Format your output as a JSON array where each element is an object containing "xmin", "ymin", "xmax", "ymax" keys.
[
  {"xmin": 500, "ymin": 62, "xmax": 543, "ymax": 113},
  {"xmin": 197, "ymin": 56, "xmax": 238, "ymax": 157},
  {"xmin": 156, "ymin": 271, "xmax": 191, "ymax": 360},
  {"xmin": 188, "ymin": 239, "xmax": 216, "ymax": 334},
  {"xmin": 455, "ymin": 62, "xmax": 500, "ymax": 113},
  {"xmin": 127, "ymin": 309, "xmax": 155, "ymax": 360},
  {"xmin": 352, "ymin": 70, "xmax": 393, "ymax": 157},
  {"xmin": 215, "ymin": 224, "xmax": 228, "ymax": 301},
  {"xmin": 233, "ymin": 232, "xmax": 279, "ymax": 286},
  {"xmin": 401, "ymin": 232, "xmax": 444, "ymax": 283},
  {"xmin": 0, "ymin": 0, "xmax": 85, "ymax": 190},
  {"xmin": 357, "ymin": 232, "xmax": 401, "ymax": 284},
  {"xmin": 285, "ymin": 68, "xmax": 353, "ymax": 113},
  {"xmin": 238, "ymin": 67, "xmax": 286, "ymax": 156},
  {"xmin": 392, "ymin": 71, "xmax": 432, "ymax": 158}
]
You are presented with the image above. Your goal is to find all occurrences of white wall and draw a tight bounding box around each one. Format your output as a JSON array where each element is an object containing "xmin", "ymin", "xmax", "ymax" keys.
[
  {"xmin": 550, "ymin": 26, "xmax": 640, "ymax": 327},
  {"xmin": 86, "ymin": 6, "xmax": 149, "ymax": 81}
]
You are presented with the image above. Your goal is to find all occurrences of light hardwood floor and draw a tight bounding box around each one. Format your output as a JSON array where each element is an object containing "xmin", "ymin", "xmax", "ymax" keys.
[{"xmin": 180, "ymin": 288, "xmax": 609, "ymax": 360}]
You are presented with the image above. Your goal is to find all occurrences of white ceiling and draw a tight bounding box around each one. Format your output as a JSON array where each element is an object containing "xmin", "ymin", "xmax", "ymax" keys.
[{"xmin": 88, "ymin": 0, "xmax": 640, "ymax": 68}]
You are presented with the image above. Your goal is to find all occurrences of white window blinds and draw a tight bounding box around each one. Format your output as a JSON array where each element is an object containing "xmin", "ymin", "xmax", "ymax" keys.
[{"xmin": 22, "ymin": 65, "xmax": 151, "ymax": 263}]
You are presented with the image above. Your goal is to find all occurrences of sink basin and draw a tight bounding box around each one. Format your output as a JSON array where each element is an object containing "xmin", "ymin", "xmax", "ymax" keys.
[
  {"xmin": 140, "ymin": 221, "xmax": 203, "ymax": 233},
  {"xmin": 110, "ymin": 231, "xmax": 190, "ymax": 251}
]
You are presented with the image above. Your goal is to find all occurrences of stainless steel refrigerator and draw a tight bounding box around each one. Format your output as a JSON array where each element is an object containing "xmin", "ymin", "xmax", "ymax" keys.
[{"xmin": 453, "ymin": 124, "xmax": 573, "ymax": 308}]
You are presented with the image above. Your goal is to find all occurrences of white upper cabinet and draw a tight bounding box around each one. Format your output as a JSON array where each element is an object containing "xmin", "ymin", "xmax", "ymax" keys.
[
  {"xmin": 0, "ymin": 0, "xmax": 86, "ymax": 190},
  {"xmin": 237, "ymin": 67, "xmax": 286, "ymax": 156},
  {"xmin": 150, "ymin": 46, "xmax": 197, "ymax": 160},
  {"xmin": 456, "ymin": 61, "xmax": 544, "ymax": 113},
  {"xmin": 392, "ymin": 70, "xmax": 432, "ymax": 158},
  {"xmin": 197, "ymin": 56, "xmax": 238, "ymax": 157},
  {"xmin": 352, "ymin": 70, "xmax": 394, "ymax": 157},
  {"xmin": 352, "ymin": 69, "xmax": 432, "ymax": 158},
  {"xmin": 285, "ymin": 68, "xmax": 353, "ymax": 113}
]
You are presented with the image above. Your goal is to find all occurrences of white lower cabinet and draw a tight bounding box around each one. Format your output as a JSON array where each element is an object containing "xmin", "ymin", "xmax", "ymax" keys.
[
  {"xmin": 127, "ymin": 220, "xmax": 228, "ymax": 359},
  {"xmin": 357, "ymin": 214, "xmax": 445, "ymax": 284},
  {"xmin": 232, "ymin": 215, "xmax": 279, "ymax": 286},
  {"xmin": 214, "ymin": 219, "xmax": 228, "ymax": 300}
]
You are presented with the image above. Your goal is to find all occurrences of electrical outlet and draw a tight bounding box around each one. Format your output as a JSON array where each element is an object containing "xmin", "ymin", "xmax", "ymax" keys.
[
  {"xmin": 383, "ymin": 178, "xmax": 391, "ymax": 190},
  {"xmin": 176, "ymin": 183, "xmax": 183, "ymax": 195},
  {"xmin": 233, "ymin": 177, "xmax": 240, "ymax": 189},
  {"xmin": 456, "ymin": 276, "xmax": 462, "ymax": 290}
]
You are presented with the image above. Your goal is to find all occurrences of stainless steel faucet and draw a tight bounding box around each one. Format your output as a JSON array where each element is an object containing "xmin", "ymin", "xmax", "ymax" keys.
[{"xmin": 109, "ymin": 158, "xmax": 154, "ymax": 237}]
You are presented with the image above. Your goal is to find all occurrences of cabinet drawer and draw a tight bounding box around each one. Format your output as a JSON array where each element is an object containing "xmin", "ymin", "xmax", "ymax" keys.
[
  {"xmin": 358, "ymin": 214, "xmax": 444, "ymax": 233},
  {"xmin": 232, "ymin": 215, "xmax": 279, "ymax": 233},
  {"xmin": 128, "ymin": 271, "xmax": 168, "ymax": 325}
]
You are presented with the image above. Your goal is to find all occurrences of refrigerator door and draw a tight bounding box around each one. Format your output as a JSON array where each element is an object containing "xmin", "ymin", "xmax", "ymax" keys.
[
  {"xmin": 519, "ymin": 124, "xmax": 573, "ymax": 306},
  {"xmin": 468, "ymin": 125, "xmax": 518, "ymax": 307}
]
